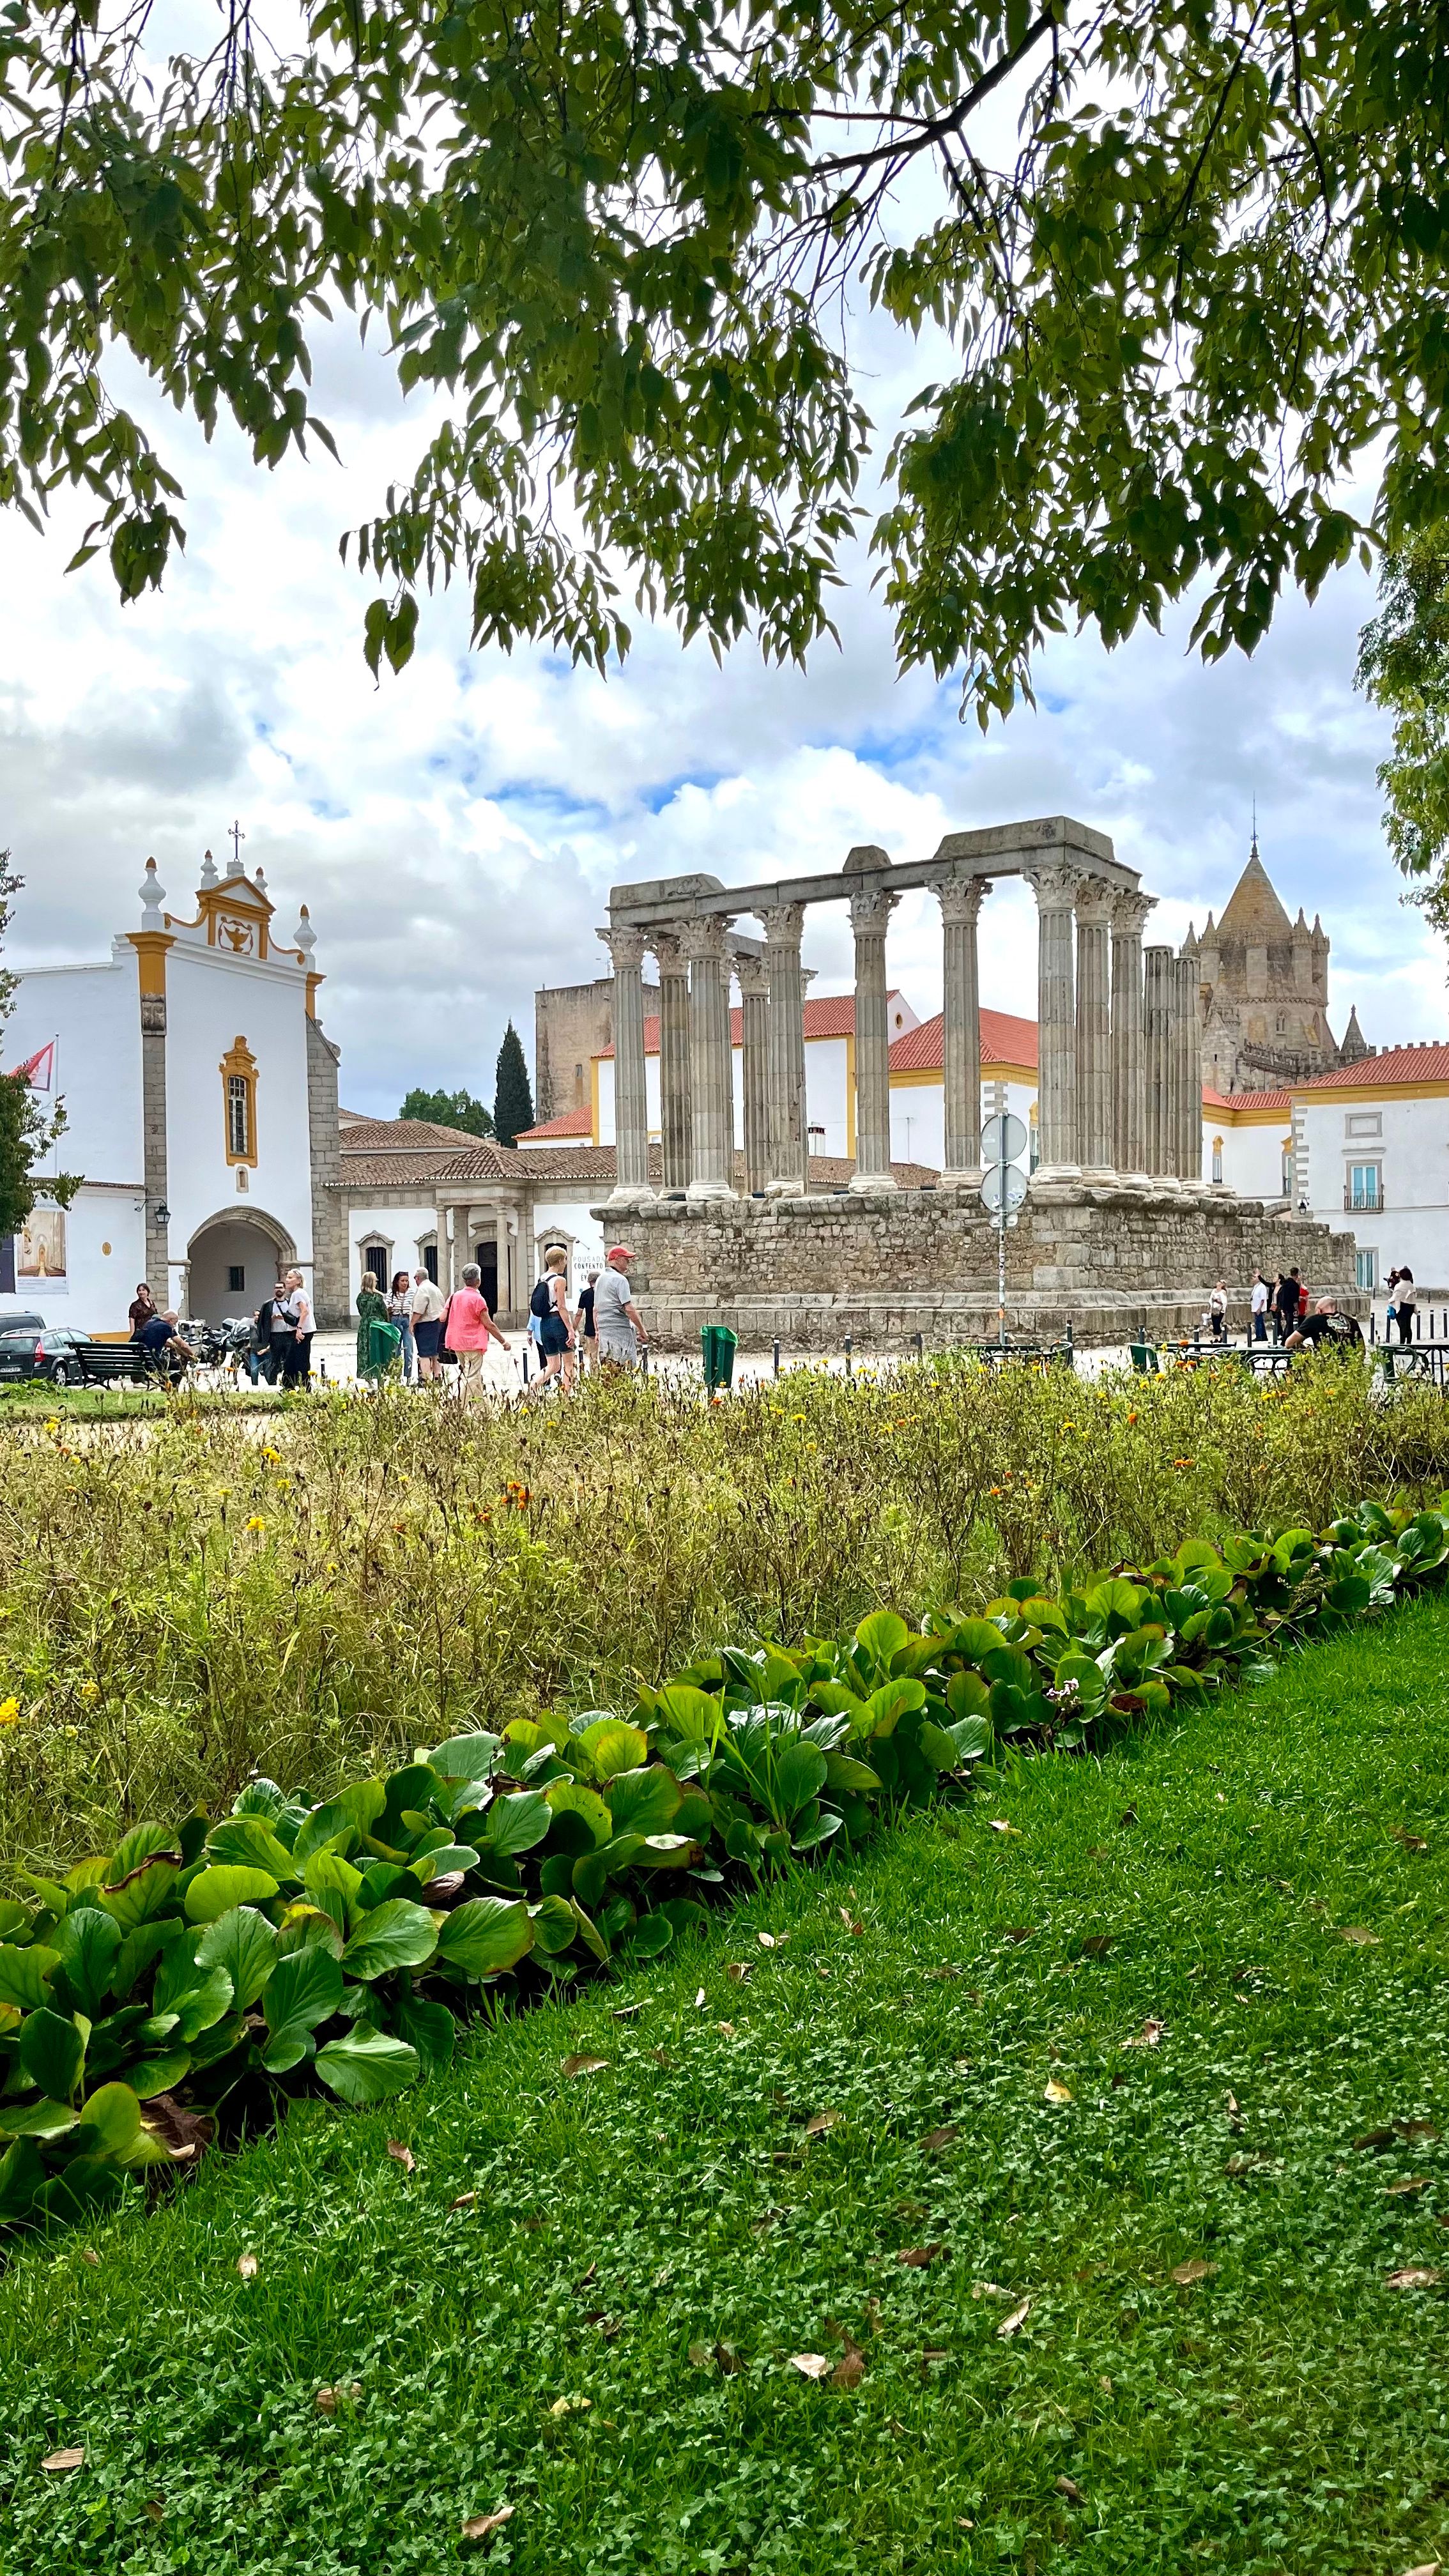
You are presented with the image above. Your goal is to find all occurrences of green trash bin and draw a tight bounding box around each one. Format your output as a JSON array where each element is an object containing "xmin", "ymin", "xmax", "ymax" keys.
[{"xmin": 700, "ymin": 1322, "xmax": 738, "ymax": 1392}]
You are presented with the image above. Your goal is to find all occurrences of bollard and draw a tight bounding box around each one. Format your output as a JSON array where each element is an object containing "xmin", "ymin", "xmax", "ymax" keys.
[
  {"xmin": 912, "ymin": 1330, "xmax": 924, "ymax": 1361},
  {"xmin": 844, "ymin": 1335, "xmax": 853, "ymax": 1379},
  {"xmin": 521, "ymin": 1342, "xmax": 530, "ymax": 1384},
  {"xmin": 642, "ymin": 1342, "xmax": 650, "ymax": 1378},
  {"xmin": 772, "ymin": 1338, "xmax": 781, "ymax": 1381}
]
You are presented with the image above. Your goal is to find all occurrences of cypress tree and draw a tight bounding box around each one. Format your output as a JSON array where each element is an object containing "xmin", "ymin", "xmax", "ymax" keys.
[{"xmin": 493, "ymin": 1022, "xmax": 534, "ymax": 1149}]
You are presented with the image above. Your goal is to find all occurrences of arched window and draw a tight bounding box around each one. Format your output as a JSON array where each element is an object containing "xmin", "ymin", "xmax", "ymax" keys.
[
  {"xmin": 359, "ymin": 1239, "xmax": 390, "ymax": 1284},
  {"xmin": 1211, "ymin": 1136, "xmax": 1223, "ymax": 1186},
  {"xmin": 219, "ymin": 1036, "xmax": 258, "ymax": 1167}
]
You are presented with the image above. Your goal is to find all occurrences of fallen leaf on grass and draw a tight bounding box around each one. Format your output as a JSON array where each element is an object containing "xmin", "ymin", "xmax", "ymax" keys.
[
  {"xmin": 804, "ymin": 2110, "xmax": 839, "ymax": 2136},
  {"xmin": 715, "ymin": 2342, "xmax": 741, "ymax": 2375},
  {"xmin": 725, "ymin": 1963, "xmax": 752, "ymax": 1983},
  {"xmin": 40, "ymin": 2449, "xmax": 84, "ymax": 2474},
  {"xmin": 988, "ymin": 1820, "xmax": 1020, "ymax": 1836},
  {"xmin": 688, "ymin": 2341, "xmax": 712, "ymax": 2367},
  {"xmin": 1224, "ymin": 2153, "xmax": 1271, "ymax": 2177},
  {"xmin": 141, "ymin": 2094, "xmax": 215, "ymax": 2162},
  {"xmin": 386, "ymin": 2139, "xmax": 415, "ymax": 2173},
  {"xmin": 1171, "ymin": 2259, "xmax": 1218, "ymax": 2287},
  {"xmin": 315, "ymin": 2382, "xmax": 362, "ymax": 2414},
  {"xmin": 897, "ymin": 2244, "xmax": 946, "ymax": 2267},
  {"xmin": 561, "ymin": 2055, "xmax": 610, "ymax": 2078},
  {"xmin": 1338, "ymin": 1927, "xmax": 1381, "ymax": 1945},
  {"xmin": 1386, "ymin": 2177, "xmax": 1432, "ymax": 2196},
  {"xmin": 1399, "ymin": 2562, "xmax": 1443, "ymax": 2575},
  {"xmin": 1387, "ymin": 2267, "xmax": 1444, "ymax": 2290},
  {"xmin": 1045, "ymin": 2079, "xmax": 1073, "ymax": 2104},
  {"xmin": 583, "ymin": 2312, "xmax": 621, "ymax": 2339},
  {"xmin": 236, "ymin": 2253, "xmax": 258, "ymax": 2280},
  {"xmin": 921, "ymin": 2345, "xmax": 950, "ymax": 2365},
  {"xmin": 789, "ymin": 2353, "xmax": 832, "ymax": 2379},
  {"xmin": 1392, "ymin": 1828, "xmax": 1430, "ymax": 1853},
  {"xmin": 81, "ymin": 2248, "xmax": 99, "ymax": 2268},
  {"xmin": 997, "ymin": 2299, "xmax": 1032, "ymax": 2337},
  {"xmin": 831, "ymin": 2343, "xmax": 866, "ymax": 2390},
  {"xmin": 144, "ymin": 2498, "xmax": 165, "ymax": 2523},
  {"xmin": 1078, "ymin": 1936, "xmax": 1113, "ymax": 1957},
  {"xmin": 757, "ymin": 1931, "xmax": 778, "ymax": 1949},
  {"xmin": 957, "ymin": 2517, "xmax": 976, "ymax": 2530},
  {"xmin": 1399, "ymin": 2119, "xmax": 1442, "ymax": 2143},
  {"xmin": 838, "ymin": 1909, "xmax": 864, "ymax": 1936},
  {"xmin": 972, "ymin": 2281, "xmax": 1013, "ymax": 2299},
  {"xmin": 1004, "ymin": 1926, "xmax": 1035, "ymax": 1943},
  {"xmin": 461, "ymin": 2504, "xmax": 515, "ymax": 2546},
  {"xmin": 1225, "ymin": 2091, "xmax": 1241, "ymax": 2119},
  {"xmin": 1117, "ymin": 1807, "xmax": 1138, "ymax": 1828},
  {"xmin": 1055, "ymin": 2475, "xmax": 1084, "ymax": 2504},
  {"xmin": 574, "ymin": 2262, "xmax": 597, "ymax": 2288},
  {"xmin": 548, "ymin": 2396, "xmax": 592, "ymax": 2417},
  {"xmin": 694, "ymin": 1988, "xmax": 707, "ymax": 2009},
  {"xmin": 716, "ymin": 2020, "xmax": 737, "ymax": 2036},
  {"xmin": 1122, "ymin": 2020, "xmax": 1165, "ymax": 2049},
  {"xmin": 649, "ymin": 2048, "xmax": 672, "ymax": 2067},
  {"xmin": 919, "ymin": 2124, "xmax": 960, "ymax": 2152},
  {"xmin": 1356, "ymin": 2126, "xmax": 1397, "ymax": 2152},
  {"xmin": 450, "ymin": 2191, "xmax": 477, "ymax": 2211}
]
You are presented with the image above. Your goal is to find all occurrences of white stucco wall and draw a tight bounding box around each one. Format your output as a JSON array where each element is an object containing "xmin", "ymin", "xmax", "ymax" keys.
[
  {"xmin": 164, "ymin": 948, "xmax": 316, "ymax": 1307},
  {"xmin": 347, "ymin": 1206, "xmax": 440, "ymax": 1289},
  {"xmin": 1296, "ymin": 1090, "xmax": 1449, "ymax": 1291},
  {"xmin": 1211, "ymin": 1116, "xmax": 1292, "ymax": 1200},
  {"xmin": 530, "ymin": 1196, "xmax": 608, "ymax": 1297},
  {"xmin": 0, "ymin": 957, "xmax": 146, "ymax": 1328}
]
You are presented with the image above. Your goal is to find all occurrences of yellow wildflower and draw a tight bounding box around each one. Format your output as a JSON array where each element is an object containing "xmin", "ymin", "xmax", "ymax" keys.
[
  {"xmin": 0, "ymin": 1697, "xmax": 19, "ymax": 1726},
  {"xmin": 78, "ymin": 1680, "xmax": 100, "ymax": 1703},
  {"xmin": 246, "ymin": 1514, "xmax": 266, "ymax": 1532}
]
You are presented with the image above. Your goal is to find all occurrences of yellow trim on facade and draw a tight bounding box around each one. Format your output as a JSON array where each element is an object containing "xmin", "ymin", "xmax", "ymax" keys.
[
  {"xmin": 1294, "ymin": 1079, "xmax": 1449, "ymax": 1105},
  {"xmin": 885, "ymin": 1055, "xmax": 1038, "ymax": 1091},
  {"xmin": 305, "ymin": 972, "xmax": 324, "ymax": 1021},
  {"xmin": 127, "ymin": 930, "xmax": 172, "ymax": 997}
]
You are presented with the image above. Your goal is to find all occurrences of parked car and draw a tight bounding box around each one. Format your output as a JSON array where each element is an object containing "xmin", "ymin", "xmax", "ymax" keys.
[
  {"xmin": 0, "ymin": 1328, "xmax": 144, "ymax": 1388},
  {"xmin": 0, "ymin": 1313, "xmax": 49, "ymax": 1340}
]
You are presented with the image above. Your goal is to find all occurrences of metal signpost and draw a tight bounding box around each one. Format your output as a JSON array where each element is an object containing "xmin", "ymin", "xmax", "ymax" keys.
[{"xmin": 980, "ymin": 1112, "xmax": 1028, "ymax": 1348}]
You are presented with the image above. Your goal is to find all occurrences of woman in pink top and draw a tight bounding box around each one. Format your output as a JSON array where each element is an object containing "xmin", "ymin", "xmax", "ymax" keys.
[{"xmin": 443, "ymin": 1263, "xmax": 510, "ymax": 1405}]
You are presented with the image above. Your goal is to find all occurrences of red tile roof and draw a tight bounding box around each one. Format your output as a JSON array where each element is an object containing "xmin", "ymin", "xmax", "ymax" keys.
[
  {"xmin": 887, "ymin": 1008, "xmax": 1039, "ymax": 1075},
  {"xmin": 1298, "ymin": 1045, "xmax": 1449, "ymax": 1087},
  {"xmin": 516, "ymin": 1106, "xmax": 594, "ymax": 1140},
  {"xmin": 1201, "ymin": 1087, "xmax": 1292, "ymax": 1112},
  {"xmin": 598, "ymin": 992, "xmax": 908, "ymax": 1056}
]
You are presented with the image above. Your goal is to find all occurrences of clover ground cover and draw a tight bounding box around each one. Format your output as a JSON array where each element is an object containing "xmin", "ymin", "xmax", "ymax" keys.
[{"xmin": 3, "ymin": 1597, "xmax": 1449, "ymax": 2576}]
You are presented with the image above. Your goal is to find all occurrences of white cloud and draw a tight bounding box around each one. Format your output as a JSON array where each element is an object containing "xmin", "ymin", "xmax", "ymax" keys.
[{"xmin": 1, "ymin": 305, "xmax": 1441, "ymax": 1121}]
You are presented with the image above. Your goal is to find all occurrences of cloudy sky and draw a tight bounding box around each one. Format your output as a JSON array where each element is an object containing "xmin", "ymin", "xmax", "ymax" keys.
[{"xmin": 1, "ymin": 220, "xmax": 1439, "ymax": 1120}]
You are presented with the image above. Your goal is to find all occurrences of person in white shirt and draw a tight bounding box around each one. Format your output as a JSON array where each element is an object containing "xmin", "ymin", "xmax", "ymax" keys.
[
  {"xmin": 1250, "ymin": 1271, "xmax": 1269, "ymax": 1343},
  {"xmin": 280, "ymin": 1269, "xmax": 315, "ymax": 1388},
  {"xmin": 408, "ymin": 1267, "xmax": 447, "ymax": 1383},
  {"xmin": 593, "ymin": 1246, "xmax": 648, "ymax": 1367}
]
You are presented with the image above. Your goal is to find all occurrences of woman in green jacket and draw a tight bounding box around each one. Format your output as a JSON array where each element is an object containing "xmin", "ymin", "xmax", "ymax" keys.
[{"xmin": 355, "ymin": 1271, "xmax": 390, "ymax": 1381}]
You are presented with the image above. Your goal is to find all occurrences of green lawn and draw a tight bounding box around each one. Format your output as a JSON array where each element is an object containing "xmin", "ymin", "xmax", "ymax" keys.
[{"xmin": 5, "ymin": 1602, "xmax": 1449, "ymax": 2576}]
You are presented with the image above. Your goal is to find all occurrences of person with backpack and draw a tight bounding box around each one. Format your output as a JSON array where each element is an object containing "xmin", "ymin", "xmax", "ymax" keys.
[{"xmin": 525, "ymin": 1246, "xmax": 576, "ymax": 1401}]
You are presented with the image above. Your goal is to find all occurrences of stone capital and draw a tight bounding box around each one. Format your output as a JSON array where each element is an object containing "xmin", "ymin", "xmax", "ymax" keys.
[
  {"xmin": 1110, "ymin": 887, "xmax": 1156, "ymax": 937},
  {"xmin": 681, "ymin": 914, "xmax": 735, "ymax": 964},
  {"xmin": 733, "ymin": 952, "xmax": 770, "ymax": 999},
  {"xmin": 1073, "ymin": 880, "xmax": 1116, "ymax": 931},
  {"xmin": 848, "ymin": 884, "xmax": 898, "ymax": 937},
  {"xmin": 760, "ymin": 901, "xmax": 806, "ymax": 951},
  {"xmin": 1025, "ymin": 861, "xmax": 1084, "ymax": 913},
  {"xmin": 930, "ymin": 874, "xmax": 991, "ymax": 928},
  {"xmin": 599, "ymin": 923, "xmax": 650, "ymax": 973},
  {"xmin": 648, "ymin": 927, "xmax": 690, "ymax": 976}
]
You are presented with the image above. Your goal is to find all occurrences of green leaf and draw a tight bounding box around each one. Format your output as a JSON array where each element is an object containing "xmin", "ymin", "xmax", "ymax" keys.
[
  {"xmin": 303, "ymin": 1849, "xmax": 364, "ymax": 1931},
  {"xmin": 479, "ymin": 1791, "xmax": 552, "ymax": 1855},
  {"xmin": 0, "ymin": 2098, "xmax": 80, "ymax": 2141},
  {"xmin": 654, "ymin": 1683, "xmax": 721, "ymax": 1743},
  {"xmin": 184, "ymin": 1867, "xmax": 279, "ymax": 1926},
  {"xmin": 195, "ymin": 1906, "xmax": 279, "ymax": 2011},
  {"xmin": 436, "ymin": 1897, "xmax": 533, "ymax": 1979},
  {"xmin": 772, "ymin": 1740, "xmax": 828, "ymax": 1816},
  {"xmin": 20, "ymin": 2007, "xmax": 86, "ymax": 2104},
  {"xmin": 575, "ymin": 1719, "xmax": 650, "ymax": 1781},
  {"xmin": 0, "ymin": 2135, "xmax": 46, "ymax": 2223},
  {"xmin": 126, "ymin": 2050, "xmax": 194, "ymax": 2099},
  {"xmin": 545, "ymin": 1780, "xmax": 613, "ymax": 1847},
  {"xmin": 863, "ymin": 1678, "xmax": 926, "ymax": 1738},
  {"xmin": 390, "ymin": 1983, "xmax": 457, "ymax": 2072},
  {"xmin": 161, "ymin": 1964, "xmax": 235, "ymax": 2043},
  {"xmin": 262, "ymin": 1941, "xmax": 344, "ymax": 2072},
  {"xmin": 204, "ymin": 1818, "xmax": 298, "ymax": 1880},
  {"xmin": 49, "ymin": 1907, "xmax": 123, "ymax": 2018},
  {"xmin": 629, "ymin": 1912, "xmax": 675, "ymax": 1957},
  {"xmin": 428, "ymin": 1731, "xmax": 502, "ymax": 1783},
  {"xmin": 527, "ymin": 1894, "xmax": 580, "ymax": 1957},
  {"xmin": 97, "ymin": 1853, "xmax": 181, "ymax": 1929},
  {"xmin": 342, "ymin": 1901, "xmax": 439, "ymax": 1981},
  {"xmin": 606, "ymin": 1767, "xmax": 682, "ymax": 1837},
  {"xmin": 314, "ymin": 2026, "xmax": 420, "ymax": 2105},
  {"xmin": 113, "ymin": 1919, "xmax": 187, "ymax": 2002},
  {"xmin": 72, "ymin": 2082, "xmax": 142, "ymax": 2159},
  {"xmin": 409, "ymin": 1844, "xmax": 479, "ymax": 1884},
  {"xmin": 854, "ymin": 1610, "xmax": 910, "ymax": 1672}
]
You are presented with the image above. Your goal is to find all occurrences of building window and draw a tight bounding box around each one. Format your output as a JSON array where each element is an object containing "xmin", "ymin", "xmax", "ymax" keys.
[
  {"xmin": 360, "ymin": 1239, "xmax": 389, "ymax": 1282},
  {"xmin": 227, "ymin": 1264, "xmax": 246, "ymax": 1294},
  {"xmin": 219, "ymin": 1036, "xmax": 259, "ymax": 1167},
  {"xmin": 1356, "ymin": 1249, "xmax": 1379, "ymax": 1292},
  {"xmin": 1346, "ymin": 1112, "xmax": 1383, "ymax": 1139},
  {"xmin": 1347, "ymin": 1163, "xmax": 1382, "ymax": 1211},
  {"xmin": 1211, "ymin": 1135, "xmax": 1223, "ymax": 1185},
  {"xmin": 423, "ymin": 1243, "xmax": 438, "ymax": 1284}
]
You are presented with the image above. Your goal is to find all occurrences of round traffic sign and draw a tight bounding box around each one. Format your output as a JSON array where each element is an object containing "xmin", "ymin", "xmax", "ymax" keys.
[
  {"xmin": 981, "ymin": 1111, "xmax": 1027, "ymax": 1167},
  {"xmin": 981, "ymin": 1162, "xmax": 1027, "ymax": 1214}
]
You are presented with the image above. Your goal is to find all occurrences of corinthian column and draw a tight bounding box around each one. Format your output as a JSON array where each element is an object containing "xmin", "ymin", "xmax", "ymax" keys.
[
  {"xmin": 650, "ymin": 930, "xmax": 692, "ymax": 1193},
  {"xmin": 847, "ymin": 878, "xmax": 899, "ymax": 1191},
  {"xmin": 1143, "ymin": 945, "xmax": 1176, "ymax": 1186},
  {"xmin": 736, "ymin": 953, "xmax": 770, "ymax": 1196},
  {"xmin": 762, "ymin": 902, "xmax": 808, "ymax": 1195},
  {"xmin": 931, "ymin": 874, "xmax": 989, "ymax": 1188},
  {"xmin": 1074, "ymin": 880, "xmax": 1116, "ymax": 1183},
  {"xmin": 684, "ymin": 914, "xmax": 737, "ymax": 1200},
  {"xmin": 1176, "ymin": 952, "xmax": 1203, "ymax": 1188},
  {"xmin": 1110, "ymin": 889, "xmax": 1154, "ymax": 1184},
  {"xmin": 1026, "ymin": 862, "xmax": 1082, "ymax": 1183},
  {"xmin": 601, "ymin": 924, "xmax": 652, "ymax": 1202}
]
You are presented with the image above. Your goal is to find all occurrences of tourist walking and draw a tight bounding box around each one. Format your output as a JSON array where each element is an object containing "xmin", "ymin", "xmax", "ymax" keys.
[
  {"xmin": 575, "ymin": 1269, "xmax": 599, "ymax": 1373},
  {"xmin": 355, "ymin": 1272, "xmax": 392, "ymax": 1383},
  {"xmin": 409, "ymin": 1266, "xmax": 447, "ymax": 1383},
  {"xmin": 1208, "ymin": 1281, "xmax": 1229, "ymax": 1344},
  {"xmin": 1387, "ymin": 1265, "xmax": 1416, "ymax": 1345},
  {"xmin": 593, "ymin": 1245, "xmax": 648, "ymax": 1368},
  {"xmin": 443, "ymin": 1262, "xmax": 510, "ymax": 1404},
  {"xmin": 1273, "ymin": 1268, "xmax": 1301, "ymax": 1345},
  {"xmin": 1250, "ymin": 1271, "xmax": 1269, "ymax": 1342},
  {"xmin": 524, "ymin": 1247, "xmax": 576, "ymax": 1401},
  {"xmin": 387, "ymin": 1270, "xmax": 417, "ymax": 1381},
  {"xmin": 279, "ymin": 1269, "xmax": 315, "ymax": 1389},
  {"xmin": 128, "ymin": 1282, "xmax": 157, "ymax": 1338}
]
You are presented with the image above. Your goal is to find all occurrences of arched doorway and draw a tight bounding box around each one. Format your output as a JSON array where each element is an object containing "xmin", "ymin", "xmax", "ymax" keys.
[{"xmin": 185, "ymin": 1210, "xmax": 298, "ymax": 1324}]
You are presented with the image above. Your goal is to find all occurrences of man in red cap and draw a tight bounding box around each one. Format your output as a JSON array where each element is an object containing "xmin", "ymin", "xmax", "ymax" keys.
[{"xmin": 593, "ymin": 1244, "xmax": 649, "ymax": 1368}]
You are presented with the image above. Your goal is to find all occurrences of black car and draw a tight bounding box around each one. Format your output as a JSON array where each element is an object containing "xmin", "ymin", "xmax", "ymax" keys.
[{"xmin": 0, "ymin": 1327, "xmax": 144, "ymax": 1388}]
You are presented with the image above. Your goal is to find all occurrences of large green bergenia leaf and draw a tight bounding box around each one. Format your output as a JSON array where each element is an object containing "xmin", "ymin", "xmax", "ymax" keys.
[
  {"xmin": 854, "ymin": 1609, "xmax": 910, "ymax": 1674},
  {"xmin": 772, "ymin": 1739, "xmax": 829, "ymax": 1817},
  {"xmin": 545, "ymin": 1780, "xmax": 613, "ymax": 1847},
  {"xmin": 0, "ymin": 1945, "xmax": 59, "ymax": 2011},
  {"xmin": 20, "ymin": 2007, "xmax": 86, "ymax": 2104},
  {"xmin": 184, "ymin": 1867, "xmax": 279, "ymax": 1926},
  {"xmin": 50, "ymin": 1906, "xmax": 123, "ymax": 2018},
  {"xmin": 862, "ymin": 1678, "xmax": 926, "ymax": 1738},
  {"xmin": 261, "ymin": 1942, "xmax": 344, "ymax": 2073},
  {"xmin": 390, "ymin": 1982, "xmax": 457, "ymax": 2071},
  {"xmin": 204, "ymin": 1818, "xmax": 298, "ymax": 1880},
  {"xmin": 479, "ymin": 1791, "xmax": 552, "ymax": 1855},
  {"xmin": 98, "ymin": 1853, "xmax": 181, "ymax": 1928},
  {"xmin": 606, "ymin": 1767, "xmax": 682, "ymax": 1837},
  {"xmin": 153, "ymin": 1958, "xmax": 234, "ymax": 2041},
  {"xmin": 195, "ymin": 1906, "xmax": 279, "ymax": 2010},
  {"xmin": 303, "ymin": 1849, "xmax": 363, "ymax": 1931},
  {"xmin": 436, "ymin": 1897, "xmax": 532, "ymax": 1978},
  {"xmin": 314, "ymin": 2027, "xmax": 419, "ymax": 2104},
  {"xmin": 428, "ymin": 1731, "xmax": 502, "ymax": 1783},
  {"xmin": 342, "ymin": 1901, "xmax": 439, "ymax": 1981},
  {"xmin": 654, "ymin": 1684, "xmax": 720, "ymax": 1743},
  {"xmin": 574, "ymin": 1719, "xmax": 649, "ymax": 1781}
]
